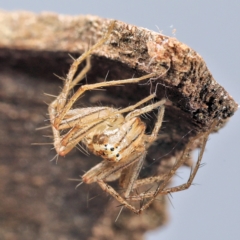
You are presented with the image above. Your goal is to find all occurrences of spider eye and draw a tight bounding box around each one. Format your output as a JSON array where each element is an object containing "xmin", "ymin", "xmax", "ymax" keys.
[
  {"xmin": 110, "ymin": 147, "xmax": 114, "ymax": 151},
  {"xmin": 116, "ymin": 154, "xmax": 119, "ymax": 157}
]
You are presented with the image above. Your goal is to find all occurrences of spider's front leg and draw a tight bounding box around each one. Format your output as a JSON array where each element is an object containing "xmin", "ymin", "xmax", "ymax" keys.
[
  {"xmin": 48, "ymin": 56, "xmax": 92, "ymax": 155},
  {"xmin": 48, "ymin": 21, "xmax": 116, "ymax": 155},
  {"xmin": 50, "ymin": 21, "xmax": 116, "ymax": 130}
]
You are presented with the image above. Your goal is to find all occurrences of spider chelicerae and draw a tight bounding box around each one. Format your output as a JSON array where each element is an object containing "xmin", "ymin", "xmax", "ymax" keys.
[{"xmin": 48, "ymin": 21, "xmax": 216, "ymax": 214}]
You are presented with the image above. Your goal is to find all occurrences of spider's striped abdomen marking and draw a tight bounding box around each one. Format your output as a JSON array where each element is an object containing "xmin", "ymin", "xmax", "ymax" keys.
[{"xmin": 91, "ymin": 117, "xmax": 146, "ymax": 162}]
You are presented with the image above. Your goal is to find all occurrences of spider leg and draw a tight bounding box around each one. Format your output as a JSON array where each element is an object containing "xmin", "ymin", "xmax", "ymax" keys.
[
  {"xmin": 95, "ymin": 153, "xmax": 164, "ymax": 214},
  {"xmin": 145, "ymin": 102, "xmax": 165, "ymax": 145},
  {"xmin": 117, "ymin": 93, "xmax": 157, "ymax": 115},
  {"xmin": 118, "ymin": 100, "xmax": 165, "ymax": 198},
  {"xmin": 118, "ymin": 153, "xmax": 146, "ymax": 198},
  {"xmin": 69, "ymin": 56, "xmax": 91, "ymax": 90},
  {"xmin": 82, "ymin": 153, "xmax": 147, "ymax": 214},
  {"xmin": 82, "ymin": 152, "xmax": 145, "ymax": 184},
  {"xmin": 53, "ymin": 72, "xmax": 158, "ymax": 128},
  {"xmin": 125, "ymin": 99, "xmax": 165, "ymax": 121},
  {"xmin": 97, "ymin": 180, "xmax": 139, "ymax": 214},
  {"xmin": 126, "ymin": 121, "xmax": 218, "ymax": 213},
  {"xmin": 49, "ymin": 20, "xmax": 116, "ymax": 130},
  {"xmin": 125, "ymin": 98, "xmax": 165, "ymax": 149},
  {"xmin": 127, "ymin": 133, "xmax": 207, "ymax": 201},
  {"xmin": 159, "ymin": 135, "xmax": 208, "ymax": 195},
  {"xmin": 56, "ymin": 55, "xmax": 91, "ymax": 114},
  {"xmin": 132, "ymin": 174, "xmax": 168, "ymax": 190}
]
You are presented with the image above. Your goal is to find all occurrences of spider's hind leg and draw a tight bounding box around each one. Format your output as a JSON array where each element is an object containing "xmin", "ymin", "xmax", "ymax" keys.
[
  {"xmin": 126, "ymin": 130, "xmax": 208, "ymax": 204},
  {"xmin": 118, "ymin": 99, "xmax": 166, "ymax": 198},
  {"xmin": 126, "ymin": 121, "xmax": 218, "ymax": 213}
]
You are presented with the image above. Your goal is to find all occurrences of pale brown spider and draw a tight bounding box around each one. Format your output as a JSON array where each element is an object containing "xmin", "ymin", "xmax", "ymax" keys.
[{"xmin": 48, "ymin": 21, "xmax": 216, "ymax": 214}]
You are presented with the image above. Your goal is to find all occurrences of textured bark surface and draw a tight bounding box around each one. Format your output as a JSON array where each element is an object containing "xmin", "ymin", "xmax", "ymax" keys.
[{"xmin": 0, "ymin": 11, "xmax": 238, "ymax": 240}]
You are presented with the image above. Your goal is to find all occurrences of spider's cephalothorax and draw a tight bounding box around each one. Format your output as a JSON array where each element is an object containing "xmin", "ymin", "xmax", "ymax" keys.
[{"xmin": 48, "ymin": 21, "xmax": 215, "ymax": 214}]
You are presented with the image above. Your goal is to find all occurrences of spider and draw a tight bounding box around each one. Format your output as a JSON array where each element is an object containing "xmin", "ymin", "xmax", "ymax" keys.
[{"xmin": 48, "ymin": 21, "xmax": 216, "ymax": 214}]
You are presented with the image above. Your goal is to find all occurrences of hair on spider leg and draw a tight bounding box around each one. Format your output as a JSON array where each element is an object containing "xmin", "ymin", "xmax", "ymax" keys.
[
  {"xmin": 75, "ymin": 145, "xmax": 89, "ymax": 156},
  {"xmin": 76, "ymin": 143, "xmax": 90, "ymax": 156},
  {"xmin": 139, "ymin": 183, "xmax": 158, "ymax": 198},
  {"xmin": 68, "ymin": 53, "xmax": 76, "ymax": 61},
  {"xmin": 115, "ymin": 206, "xmax": 124, "ymax": 222},
  {"xmin": 115, "ymin": 202, "xmax": 127, "ymax": 209},
  {"xmin": 53, "ymin": 73, "xmax": 66, "ymax": 81},
  {"xmin": 139, "ymin": 196, "xmax": 147, "ymax": 210},
  {"xmin": 80, "ymin": 168, "xmax": 87, "ymax": 174},
  {"xmin": 114, "ymin": 205, "xmax": 126, "ymax": 222},
  {"xmin": 33, "ymin": 108, "xmax": 51, "ymax": 130},
  {"xmin": 49, "ymin": 153, "xmax": 59, "ymax": 163},
  {"xmin": 166, "ymin": 193, "xmax": 175, "ymax": 209},
  {"xmin": 35, "ymin": 125, "xmax": 52, "ymax": 131},
  {"xmin": 150, "ymin": 110, "xmax": 158, "ymax": 119},
  {"xmin": 171, "ymin": 170, "xmax": 184, "ymax": 180},
  {"xmin": 190, "ymin": 182, "xmax": 201, "ymax": 187},
  {"xmin": 75, "ymin": 181, "xmax": 84, "ymax": 189},
  {"xmin": 167, "ymin": 191, "xmax": 173, "ymax": 199},
  {"xmin": 199, "ymin": 162, "xmax": 207, "ymax": 168},
  {"xmin": 87, "ymin": 193, "xmax": 102, "ymax": 202},
  {"xmin": 33, "ymin": 126, "xmax": 59, "ymax": 151},
  {"xmin": 44, "ymin": 92, "xmax": 59, "ymax": 98},
  {"xmin": 31, "ymin": 142, "xmax": 54, "ymax": 146},
  {"xmin": 86, "ymin": 184, "xmax": 114, "ymax": 211},
  {"xmin": 144, "ymin": 110, "xmax": 154, "ymax": 118},
  {"xmin": 67, "ymin": 177, "xmax": 82, "ymax": 182},
  {"xmin": 140, "ymin": 112, "xmax": 152, "ymax": 120},
  {"xmin": 104, "ymin": 70, "xmax": 110, "ymax": 82},
  {"xmin": 67, "ymin": 178, "xmax": 84, "ymax": 189},
  {"xmin": 86, "ymin": 190, "xmax": 100, "ymax": 209}
]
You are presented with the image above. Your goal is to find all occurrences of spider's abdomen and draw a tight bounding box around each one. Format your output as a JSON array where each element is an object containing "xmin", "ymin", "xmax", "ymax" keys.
[{"xmin": 91, "ymin": 117, "xmax": 146, "ymax": 162}]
